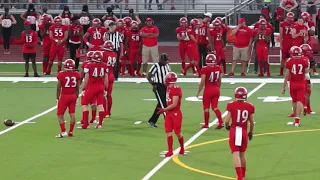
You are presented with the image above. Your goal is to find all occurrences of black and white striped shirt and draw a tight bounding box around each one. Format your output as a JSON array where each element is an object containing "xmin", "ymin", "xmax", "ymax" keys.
[
  {"xmin": 149, "ymin": 63, "xmax": 171, "ymax": 84},
  {"xmin": 106, "ymin": 31, "xmax": 123, "ymax": 51}
]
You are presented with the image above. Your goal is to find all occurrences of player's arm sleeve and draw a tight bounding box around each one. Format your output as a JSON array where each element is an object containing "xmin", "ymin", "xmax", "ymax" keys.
[{"xmin": 226, "ymin": 102, "xmax": 232, "ymax": 111}]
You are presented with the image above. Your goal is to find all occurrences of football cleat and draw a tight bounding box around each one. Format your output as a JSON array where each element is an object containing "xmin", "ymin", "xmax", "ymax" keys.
[
  {"xmin": 288, "ymin": 113, "xmax": 294, "ymax": 117},
  {"xmin": 178, "ymin": 148, "xmax": 185, "ymax": 155},
  {"xmin": 89, "ymin": 120, "xmax": 97, "ymax": 124},
  {"xmin": 294, "ymin": 123, "xmax": 300, "ymax": 127},
  {"xmin": 68, "ymin": 132, "xmax": 73, "ymax": 137},
  {"xmin": 201, "ymin": 124, "xmax": 209, "ymax": 129},
  {"xmin": 165, "ymin": 151, "xmax": 173, "ymax": 157},
  {"xmin": 95, "ymin": 124, "xmax": 102, "ymax": 129},
  {"xmin": 215, "ymin": 123, "xmax": 225, "ymax": 129},
  {"xmin": 77, "ymin": 125, "xmax": 89, "ymax": 129},
  {"xmin": 55, "ymin": 132, "xmax": 68, "ymax": 138}
]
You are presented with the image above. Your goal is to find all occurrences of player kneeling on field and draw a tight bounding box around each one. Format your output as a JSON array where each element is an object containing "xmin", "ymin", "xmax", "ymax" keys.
[
  {"xmin": 56, "ymin": 59, "xmax": 81, "ymax": 138},
  {"xmin": 157, "ymin": 72, "xmax": 185, "ymax": 157},
  {"xmin": 196, "ymin": 54, "xmax": 224, "ymax": 129},
  {"xmin": 225, "ymin": 87, "xmax": 255, "ymax": 180},
  {"xmin": 282, "ymin": 46, "xmax": 310, "ymax": 127}
]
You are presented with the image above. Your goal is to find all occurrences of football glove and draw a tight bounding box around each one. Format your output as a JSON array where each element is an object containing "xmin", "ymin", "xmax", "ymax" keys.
[
  {"xmin": 225, "ymin": 124, "xmax": 230, "ymax": 131},
  {"xmin": 248, "ymin": 132, "xmax": 253, "ymax": 141},
  {"xmin": 157, "ymin": 108, "xmax": 165, "ymax": 114}
]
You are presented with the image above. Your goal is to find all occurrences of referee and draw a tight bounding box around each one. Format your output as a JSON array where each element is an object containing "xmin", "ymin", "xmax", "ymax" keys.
[
  {"xmin": 104, "ymin": 21, "xmax": 123, "ymax": 80},
  {"xmin": 147, "ymin": 53, "xmax": 171, "ymax": 128}
]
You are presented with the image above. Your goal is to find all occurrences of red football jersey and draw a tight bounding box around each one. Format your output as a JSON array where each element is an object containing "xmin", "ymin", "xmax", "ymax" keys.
[
  {"xmin": 116, "ymin": 26, "xmax": 125, "ymax": 34},
  {"xmin": 69, "ymin": 24, "xmax": 83, "ymax": 43},
  {"xmin": 87, "ymin": 27, "xmax": 107, "ymax": 46},
  {"xmin": 49, "ymin": 24, "xmax": 68, "ymax": 43},
  {"xmin": 221, "ymin": 24, "xmax": 228, "ymax": 34},
  {"xmin": 38, "ymin": 23, "xmax": 51, "ymax": 42},
  {"xmin": 125, "ymin": 30, "xmax": 140, "ymax": 49},
  {"xmin": 21, "ymin": 30, "xmax": 38, "ymax": 53},
  {"xmin": 103, "ymin": 51, "xmax": 117, "ymax": 72},
  {"xmin": 124, "ymin": 26, "xmax": 131, "ymax": 32},
  {"xmin": 187, "ymin": 28, "xmax": 197, "ymax": 44},
  {"xmin": 57, "ymin": 71, "xmax": 81, "ymax": 95},
  {"xmin": 166, "ymin": 85, "xmax": 182, "ymax": 112},
  {"xmin": 285, "ymin": 57, "xmax": 309, "ymax": 82},
  {"xmin": 253, "ymin": 28, "xmax": 272, "ymax": 46},
  {"xmin": 197, "ymin": 24, "xmax": 208, "ymax": 44},
  {"xmin": 280, "ymin": 21, "xmax": 294, "ymax": 40},
  {"xmin": 209, "ymin": 27, "xmax": 224, "ymax": 47},
  {"xmin": 227, "ymin": 101, "xmax": 255, "ymax": 129},
  {"xmin": 175, "ymin": 26, "xmax": 189, "ymax": 42},
  {"xmin": 84, "ymin": 62, "xmax": 108, "ymax": 89},
  {"xmin": 293, "ymin": 24, "xmax": 308, "ymax": 45},
  {"xmin": 201, "ymin": 65, "xmax": 222, "ymax": 88}
]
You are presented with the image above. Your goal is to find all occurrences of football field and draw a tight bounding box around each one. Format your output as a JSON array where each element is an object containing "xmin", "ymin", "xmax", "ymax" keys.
[{"xmin": 1, "ymin": 71, "xmax": 320, "ymax": 180}]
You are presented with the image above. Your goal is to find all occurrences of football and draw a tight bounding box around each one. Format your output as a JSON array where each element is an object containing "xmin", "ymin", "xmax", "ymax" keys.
[{"xmin": 3, "ymin": 119, "xmax": 15, "ymax": 126}]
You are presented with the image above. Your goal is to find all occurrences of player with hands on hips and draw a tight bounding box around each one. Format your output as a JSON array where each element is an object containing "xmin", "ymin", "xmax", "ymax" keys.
[
  {"xmin": 224, "ymin": 87, "xmax": 255, "ymax": 180},
  {"xmin": 157, "ymin": 72, "xmax": 185, "ymax": 157},
  {"xmin": 56, "ymin": 59, "xmax": 81, "ymax": 138},
  {"xmin": 196, "ymin": 54, "xmax": 224, "ymax": 129}
]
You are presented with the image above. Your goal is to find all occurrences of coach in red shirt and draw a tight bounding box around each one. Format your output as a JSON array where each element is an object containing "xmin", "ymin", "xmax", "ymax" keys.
[
  {"xmin": 140, "ymin": 17, "xmax": 159, "ymax": 76},
  {"xmin": 229, "ymin": 18, "xmax": 253, "ymax": 77}
]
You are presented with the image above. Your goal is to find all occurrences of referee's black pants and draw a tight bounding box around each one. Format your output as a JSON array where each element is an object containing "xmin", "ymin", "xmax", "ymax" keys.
[
  {"xmin": 148, "ymin": 83, "xmax": 167, "ymax": 124},
  {"xmin": 198, "ymin": 44, "xmax": 208, "ymax": 68},
  {"xmin": 114, "ymin": 50, "xmax": 120, "ymax": 80}
]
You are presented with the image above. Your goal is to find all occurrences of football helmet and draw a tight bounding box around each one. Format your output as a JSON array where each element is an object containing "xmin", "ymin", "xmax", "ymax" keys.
[
  {"xmin": 206, "ymin": 54, "xmax": 217, "ymax": 65},
  {"xmin": 117, "ymin": 19, "xmax": 125, "ymax": 27},
  {"xmin": 91, "ymin": 51, "xmax": 103, "ymax": 62},
  {"xmin": 64, "ymin": 59, "xmax": 76, "ymax": 70},
  {"xmin": 86, "ymin": 51, "xmax": 95, "ymax": 61},
  {"xmin": 300, "ymin": 44, "xmax": 313, "ymax": 57},
  {"xmin": 190, "ymin": 19, "xmax": 200, "ymax": 27},
  {"xmin": 215, "ymin": 17, "xmax": 223, "ymax": 23},
  {"xmin": 290, "ymin": 46, "xmax": 302, "ymax": 58},
  {"xmin": 179, "ymin": 17, "xmax": 188, "ymax": 27},
  {"xmin": 301, "ymin": 12, "xmax": 310, "ymax": 21},
  {"xmin": 165, "ymin": 72, "xmax": 178, "ymax": 85},
  {"xmin": 131, "ymin": 21, "xmax": 139, "ymax": 30},
  {"xmin": 259, "ymin": 19, "xmax": 267, "ymax": 29},
  {"xmin": 212, "ymin": 19, "xmax": 221, "ymax": 28},
  {"xmin": 234, "ymin": 87, "xmax": 248, "ymax": 100},
  {"xmin": 123, "ymin": 16, "xmax": 132, "ymax": 26},
  {"xmin": 41, "ymin": 14, "xmax": 50, "ymax": 23},
  {"xmin": 92, "ymin": 18, "xmax": 101, "ymax": 27},
  {"xmin": 286, "ymin": 12, "xmax": 295, "ymax": 22},
  {"xmin": 103, "ymin": 40, "xmax": 114, "ymax": 51},
  {"xmin": 54, "ymin": 16, "xmax": 62, "ymax": 25},
  {"xmin": 24, "ymin": 20, "xmax": 31, "ymax": 26}
]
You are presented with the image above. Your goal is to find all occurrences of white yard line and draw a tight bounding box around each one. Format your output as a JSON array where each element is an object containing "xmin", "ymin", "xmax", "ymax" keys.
[
  {"xmin": 0, "ymin": 106, "xmax": 57, "ymax": 135},
  {"xmin": 141, "ymin": 82, "xmax": 266, "ymax": 180}
]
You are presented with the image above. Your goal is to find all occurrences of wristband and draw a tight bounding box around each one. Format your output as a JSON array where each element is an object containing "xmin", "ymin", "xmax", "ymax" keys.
[{"xmin": 86, "ymin": 42, "xmax": 90, "ymax": 46}]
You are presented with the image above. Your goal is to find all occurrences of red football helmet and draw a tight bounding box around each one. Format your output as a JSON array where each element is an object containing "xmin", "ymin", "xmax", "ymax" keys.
[
  {"xmin": 41, "ymin": 14, "xmax": 50, "ymax": 23},
  {"xmin": 206, "ymin": 54, "xmax": 217, "ymax": 65},
  {"xmin": 259, "ymin": 19, "xmax": 267, "ymax": 29},
  {"xmin": 300, "ymin": 44, "xmax": 313, "ymax": 57},
  {"xmin": 92, "ymin": 18, "xmax": 101, "ymax": 27},
  {"xmin": 123, "ymin": 16, "xmax": 132, "ymax": 26},
  {"xmin": 24, "ymin": 20, "xmax": 31, "ymax": 26},
  {"xmin": 91, "ymin": 51, "xmax": 103, "ymax": 62},
  {"xmin": 190, "ymin": 19, "xmax": 200, "ymax": 27},
  {"xmin": 234, "ymin": 87, "xmax": 248, "ymax": 100},
  {"xmin": 86, "ymin": 51, "xmax": 95, "ymax": 61},
  {"xmin": 103, "ymin": 40, "xmax": 114, "ymax": 51},
  {"xmin": 301, "ymin": 12, "xmax": 310, "ymax": 21},
  {"xmin": 54, "ymin": 16, "xmax": 62, "ymax": 25},
  {"xmin": 64, "ymin": 59, "xmax": 75, "ymax": 70},
  {"xmin": 179, "ymin": 17, "xmax": 188, "ymax": 27},
  {"xmin": 165, "ymin": 72, "xmax": 178, "ymax": 85},
  {"xmin": 215, "ymin": 17, "xmax": 223, "ymax": 23},
  {"xmin": 286, "ymin": 12, "xmax": 295, "ymax": 22},
  {"xmin": 212, "ymin": 19, "xmax": 221, "ymax": 28},
  {"xmin": 131, "ymin": 21, "xmax": 139, "ymax": 30},
  {"xmin": 290, "ymin": 46, "xmax": 303, "ymax": 58},
  {"xmin": 117, "ymin": 19, "xmax": 125, "ymax": 27}
]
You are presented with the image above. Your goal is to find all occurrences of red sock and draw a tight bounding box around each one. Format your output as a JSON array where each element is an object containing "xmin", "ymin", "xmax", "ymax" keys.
[
  {"xmin": 294, "ymin": 117, "xmax": 300, "ymax": 124},
  {"xmin": 241, "ymin": 167, "xmax": 246, "ymax": 178},
  {"xmin": 178, "ymin": 136, "xmax": 184, "ymax": 149},
  {"xmin": 204, "ymin": 111, "xmax": 209, "ymax": 125},
  {"xmin": 46, "ymin": 61, "xmax": 53, "ymax": 74},
  {"xmin": 221, "ymin": 60, "xmax": 227, "ymax": 74},
  {"xmin": 136, "ymin": 63, "xmax": 141, "ymax": 74},
  {"xmin": 91, "ymin": 110, "xmax": 96, "ymax": 121},
  {"xmin": 57, "ymin": 64, "xmax": 62, "ymax": 72},
  {"xmin": 59, "ymin": 122, "xmax": 66, "ymax": 132},
  {"xmin": 130, "ymin": 64, "xmax": 135, "ymax": 76},
  {"xmin": 42, "ymin": 61, "xmax": 48, "ymax": 73},
  {"xmin": 259, "ymin": 63, "xmax": 263, "ymax": 75},
  {"xmin": 103, "ymin": 97, "xmax": 107, "ymax": 116},
  {"xmin": 307, "ymin": 102, "xmax": 311, "ymax": 111},
  {"xmin": 107, "ymin": 95, "xmax": 112, "ymax": 114},
  {"xmin": 120, "ymin": 62, "xmax": 126, "ymax": 74},
  {"xmin": 167, "ymin": 136, "xmax": 173, "ymax": 153},
  {"xmin": 98, "ymin": 111, "xmax": 104, "ymax": 125},
  {"xmin": 195, "ymin": 64, "xmax": 201, "ymax": 76},
  {"xmin": 191, "ymin": 64, "xmax": 196, "ymax": 74},
  {"xmin": 280, "ymin": 67, "xmax": 284, "ymax": 75},
  {"xmin": 69, "ymin": 123, "xmax": 75, "ymax": 133},
  {"xmin": 181, "ymin": 61, "xmax": 186, "ymax": 69},
  {"xmin": 265, "ymin": 63, "xmax": 270, "ymax": 74},
  {"xmin": 235, "ymin": 167, "xmax": 243, "ymax": 179},
  {"xmin": 214, "ymin": 109, "xmax": 223, "ymax": 124},
  {"xmin": 313, "ymin": 67, "xmax": 317, "ymax": 73},
  {"xmin": 82, "ymin": 111, "xmax": 89, "ymax": 126},
  {"xmin": 183, "ymin": 63, "xmax": 193, "ymax": 73}
]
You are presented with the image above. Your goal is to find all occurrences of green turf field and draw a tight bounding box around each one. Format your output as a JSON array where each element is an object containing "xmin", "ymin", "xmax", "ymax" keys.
[{"xmin": 0, "ymin": 74, "xmax": 320, "ymax": 180}]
